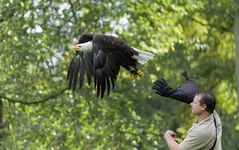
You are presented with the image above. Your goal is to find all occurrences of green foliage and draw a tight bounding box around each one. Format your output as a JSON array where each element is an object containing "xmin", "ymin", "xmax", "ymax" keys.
[{"xmin": 0, "ymin": 0, "xmax": 238, "ymax": 149}]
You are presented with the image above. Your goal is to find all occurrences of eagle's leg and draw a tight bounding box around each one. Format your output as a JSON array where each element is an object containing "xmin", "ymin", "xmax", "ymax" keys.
[
  {"xmin": 132, "ymin": 70, "xmax": 144, "ymax": 77},
  {"xmin": 130, "ymin": 67, "xmax": 144, "ymax": 78},
  {"xmin": 122, "ymin": 64, "xmax": 144, "ymax": 78}
]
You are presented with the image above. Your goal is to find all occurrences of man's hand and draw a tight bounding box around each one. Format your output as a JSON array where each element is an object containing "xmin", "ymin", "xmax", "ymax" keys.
[
  {"xmin": 164, "ymin": 130, "xmax": 177, "ymax": 140},
  {"xmin": 152, "ymin": 77, "xmax": 200, "ymax": 104},
  {"xmin": 152, "ymin": 79, "xmax": 173, "ymax": 96},
  {"xmin": 164, "ymin": 130, "xmax": 180, "ymax": 150}
]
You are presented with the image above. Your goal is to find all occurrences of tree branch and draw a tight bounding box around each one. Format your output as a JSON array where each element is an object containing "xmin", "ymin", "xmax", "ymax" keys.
[
  {"xmin": 0, "ymin": 87, "xmax": 68, "ymax": 105},
  {"xmin": 68, "ymin": 0, "xmax": 84, "ymax": 35},
  {"xmin": 0, "ymin": 97, "xmax": 8, "ymax": 129},
  {"xmin": 68, "ymin": 0, "xmax": 78, "ymax": 23}
]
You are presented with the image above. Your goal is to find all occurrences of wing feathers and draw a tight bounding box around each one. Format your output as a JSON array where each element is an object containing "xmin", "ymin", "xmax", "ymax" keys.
[
  {"xmin": 72, "ymin": 56, "xmax": 81, "ymax": 90},
  {"xmin": 67, "ymin": 53, "xmax": 81, "ymax": 91},
  {"xmin": 96, "ymin": 69, "xmax": 101, "ymax": 97},
  {"xmin": 79, "ymin": 55, "xmax": 85, "ymax": 89},
  {"xmin": 100, "ymin": 72, "xmax": 106, "ymax": 99},
  {"xmin": 92, "ymin": 42, "xmax": 122, "ymax": 98},
  {"xmin": 67, "ymin": 56, "xmax": 74, "ymax": 80},
  {"xmin": 84, "ymin": 53, "xmax": 93, "ymax": 85},
  {"xmin": 106, "ymin": 76, "xmax": 110, "ymax": 95}
]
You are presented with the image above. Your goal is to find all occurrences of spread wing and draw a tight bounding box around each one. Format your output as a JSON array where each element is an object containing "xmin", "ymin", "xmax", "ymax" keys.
[
  {"xmin": 91, "ymin": 35, "xmax": 138, "ymax": 98},
  {"xmin": 93, "ymin": 48, "xmax": 120, "ymax": 98},
  {"xmin": 67, "ymin": 33, "xmax": 94, "ymax": 91},
  {"xmin": 67, "ymin": 52, "xmax": 80, "ymax": 90}
]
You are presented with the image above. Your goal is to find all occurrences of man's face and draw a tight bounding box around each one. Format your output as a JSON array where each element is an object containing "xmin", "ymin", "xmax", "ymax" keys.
[{"xmin": 190, "ymin": 95, "xmax": 205, "ymax": 115}]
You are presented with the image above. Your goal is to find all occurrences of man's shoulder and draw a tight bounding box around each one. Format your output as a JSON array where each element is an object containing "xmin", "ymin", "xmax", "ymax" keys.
[
  {"xmin": 189, "ymin": 121, "xmax": 214, "ymax": 139},
  {"xmin": 179, "ymin": 126, "xmax": 211, "ymax": 150}
]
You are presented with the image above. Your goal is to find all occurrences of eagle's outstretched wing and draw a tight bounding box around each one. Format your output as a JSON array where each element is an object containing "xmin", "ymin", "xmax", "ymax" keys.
[
  {"xmin": 92, "ymin": 46, "xmax": 120, "ymax": 98},
  {"xmin": 67, "ymin": 34, "xmax": 94, "ymax": 91},
  {"xmin": 91, "ymin": 35, "xmax": 140, "ymax": 98},
  {"xmin": 67, "ymin": 52, "xmax": 86, "ymax": 91}
]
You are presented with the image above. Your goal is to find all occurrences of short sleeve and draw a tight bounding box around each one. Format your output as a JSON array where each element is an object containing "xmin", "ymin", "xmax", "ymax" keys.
[{"xmin": 179, "ymin": 128, "xmax": 209, "ymax": 150}]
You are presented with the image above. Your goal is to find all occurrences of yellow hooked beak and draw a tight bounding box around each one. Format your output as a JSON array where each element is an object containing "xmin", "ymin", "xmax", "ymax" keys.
[{"xmin": 71, "ymin": 45, "xmax": 80, "ymax": 53}]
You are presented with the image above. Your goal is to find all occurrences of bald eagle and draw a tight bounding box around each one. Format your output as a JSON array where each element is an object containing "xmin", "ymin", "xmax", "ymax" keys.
[{"xmin": 67, "ymin": 33, "xmax": 155, "ymax": 98}]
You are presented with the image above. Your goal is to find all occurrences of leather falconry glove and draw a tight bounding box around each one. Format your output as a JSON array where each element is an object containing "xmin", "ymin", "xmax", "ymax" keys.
[{"xmin": 152, "ymin": 71, "xmax": 200, "ymax": 104}]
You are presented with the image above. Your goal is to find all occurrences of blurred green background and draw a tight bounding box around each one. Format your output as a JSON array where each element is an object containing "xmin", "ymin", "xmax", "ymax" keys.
[{"xmin": 0, "ymin": 0, "xmax": 238, "ymax": 149}]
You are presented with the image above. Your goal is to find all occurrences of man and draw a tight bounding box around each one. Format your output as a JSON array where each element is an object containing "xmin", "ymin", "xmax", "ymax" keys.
[
  {"xmin": 164, "ymin": 91, "xmax": 222, "ymax": 150},
  {"xmin": 152, "ymin": 74, "xmax": 222, "ymax": 150}
]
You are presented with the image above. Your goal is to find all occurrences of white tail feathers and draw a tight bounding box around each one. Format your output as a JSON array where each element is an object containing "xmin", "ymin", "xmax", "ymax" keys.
[{"xmin": 132, "ymin": 47, "xmax": 155, "ymax": 64}]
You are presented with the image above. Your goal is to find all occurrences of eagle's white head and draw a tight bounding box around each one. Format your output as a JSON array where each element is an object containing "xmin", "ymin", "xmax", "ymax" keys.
[{"xmin": 71, "ymin": 41, "xmax": 93, "ymax": 53}]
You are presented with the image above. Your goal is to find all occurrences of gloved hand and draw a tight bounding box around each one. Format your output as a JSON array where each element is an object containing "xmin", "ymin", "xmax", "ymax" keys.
[
  {"xmin": 152, "ymin": 79, "xmax": 174, "ymax": 97},
  {"xmin": 152, "ymin": 73, "xmax": 200, "ymax": 104}
]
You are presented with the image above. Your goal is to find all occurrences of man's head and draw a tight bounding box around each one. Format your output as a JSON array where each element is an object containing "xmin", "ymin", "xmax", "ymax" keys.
[{"xmin": 190, "ymin": 91, "xmax": 216, "ymax": 115}]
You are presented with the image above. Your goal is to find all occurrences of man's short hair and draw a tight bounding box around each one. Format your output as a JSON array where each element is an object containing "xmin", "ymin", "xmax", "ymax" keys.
[{"xmin": 196, "ymin": 90, "xmax": 216, "ymax": 114}]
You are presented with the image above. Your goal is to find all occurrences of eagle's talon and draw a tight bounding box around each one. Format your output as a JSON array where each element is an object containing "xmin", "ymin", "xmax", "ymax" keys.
[
  {"xmin": 130, "ymin": 69, "xmax": 144, "ymax": 79},
  {"xmin": 137, "ymin": 70, "xmax": 144, "ymax": 77}
]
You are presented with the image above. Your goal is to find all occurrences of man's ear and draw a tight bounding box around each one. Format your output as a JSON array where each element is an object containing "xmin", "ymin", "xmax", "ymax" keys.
[{"xmin": 201, "ymin": 103, "xmax": 207, "ymax": 111}]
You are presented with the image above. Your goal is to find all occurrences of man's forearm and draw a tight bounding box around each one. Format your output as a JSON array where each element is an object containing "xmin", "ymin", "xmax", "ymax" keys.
[{"xmin": 165, "ymin": 138, "xmax": 180, "ymax": 150}]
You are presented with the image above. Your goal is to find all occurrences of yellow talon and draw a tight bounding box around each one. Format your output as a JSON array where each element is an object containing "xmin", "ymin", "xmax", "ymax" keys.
[
  {"xmin": 137, "ymin": 69, "xmax": 144, "ymax": 77},
  {"xmin": 130, "ymin": 69, "xmax": 144, "ymax": 79}
]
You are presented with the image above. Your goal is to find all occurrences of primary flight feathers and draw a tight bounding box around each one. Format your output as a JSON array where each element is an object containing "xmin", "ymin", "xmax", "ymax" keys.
[{"xmin": 67, "ymin": 33, "xmax": 155, "ymax": 98}]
